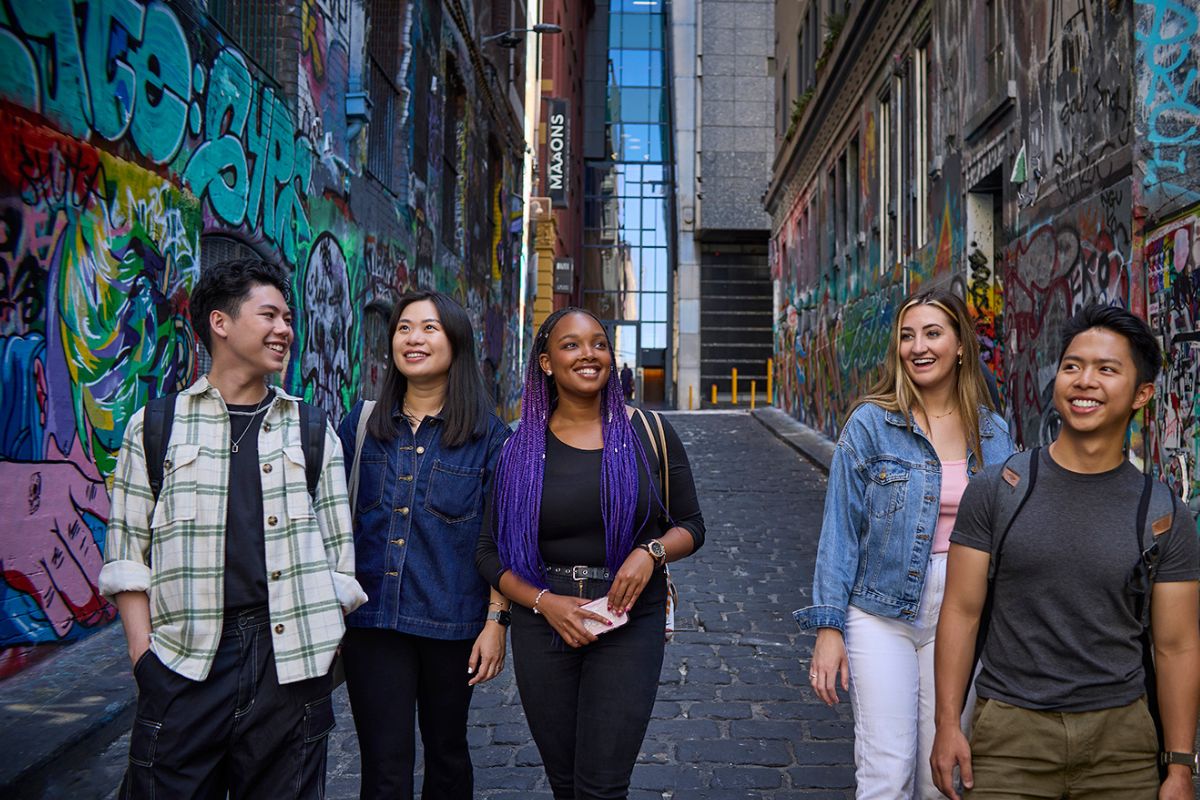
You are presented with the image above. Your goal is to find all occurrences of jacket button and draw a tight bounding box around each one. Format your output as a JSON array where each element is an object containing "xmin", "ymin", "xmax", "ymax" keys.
[
  {"xmin": 163, "ymin": 459, "xmax": 173, "ymax": 470},
  {"xmin": 263, "ymin": 423, "xmax": 271, "ymax": 432},
  {"xmin": 400, "ymin": 507, "xmax": 409, "ymax": 515},
  {"xmin": 267, "ymin": 515, "xmax": 278, "ymax": 526},
  {"xmin": 274, "ymin": 624, "xmax": 285, "ymax": 634},
  {"xmin": 879, "ymin": 471, "xmax": 887, "ymax": 479},
  {"xmin": 391, "ymin": 538, "xmax": 406, "ymax": 546},
  {"xmin": 386, "ymin": 570, "xmax": 399, "ymax": 577},
  {"xmin": 262, "ymin": 463, "xmax": 272, "ymax": 474},
  {"xmin": 271, "ymin": 570, "xmax": 281, "ymax": 580},
  {"xmin": 416, "ymin": 446, "xmax": 425, "ymax": 455},
  {"xmin": 401, "ymin": 475, "xmax": 413, "ymax": 482}
]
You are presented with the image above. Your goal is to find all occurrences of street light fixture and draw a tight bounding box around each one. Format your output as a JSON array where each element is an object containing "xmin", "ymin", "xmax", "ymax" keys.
[{"xmin": 482, "ymin": 23, "xmax": 563, "ymax": 48}]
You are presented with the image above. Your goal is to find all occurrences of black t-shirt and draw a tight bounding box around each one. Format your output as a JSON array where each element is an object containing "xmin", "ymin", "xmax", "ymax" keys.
[
  {"xmin": 223, "ymin": 392, "xmax": 274, "ymax": 611},
  {"xmin": 476, "ymin": 414, "xmax": 705, "ymax": 585},
  {"xmin": 952, "ymin": 448, "xmax": 1199, "ymax": 712}
]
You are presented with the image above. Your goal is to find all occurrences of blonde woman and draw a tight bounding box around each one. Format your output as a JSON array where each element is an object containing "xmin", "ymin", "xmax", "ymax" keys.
[{"xmin": 795, "ymin": 288, "xmax": 1015, "ymax": 798}]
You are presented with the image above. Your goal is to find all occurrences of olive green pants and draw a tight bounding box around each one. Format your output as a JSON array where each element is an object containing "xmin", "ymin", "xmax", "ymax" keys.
[{"xmin": 965, "ymin": 696, "xmax": 1158, "ymax": 799}]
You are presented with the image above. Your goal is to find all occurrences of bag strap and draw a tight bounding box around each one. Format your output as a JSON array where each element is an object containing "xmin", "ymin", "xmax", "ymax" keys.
[
  {"xmin": 348, "ymin": 401, "xmax": 376, "ymax": 518},
  {"xmin": 633, "ymin": 408, "xmax": 670, "ymax": 517},
  {"xmin": 650, "ymin": 410, "xmax": 670, "ymax": 516},
  {"xmin": 143, "ymin": 393, "xmax": 178, "ymax": 501},
  {"xmin": 298, "ymin": 402, "xmax": 327, "ymax": 501},
  {"xmin": 965, "ymin": 446, "xmax": 1039, "ymax": 711}
]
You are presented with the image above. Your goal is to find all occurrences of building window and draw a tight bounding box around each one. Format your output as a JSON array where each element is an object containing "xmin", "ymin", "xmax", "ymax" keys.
[
  {"xmin": 914, "ymin": 43, "xmax": 930, "ymax": 247},
  {"xmin": 366, "ymin": 0, "xmax": 407, "ymax": 194},
  {"xmin": 878, "ymin": 91, "xmax": 891, "ymax": 274},
  {"xmin": 848, "ymin": 135, "xmax": 860, "ymax": 264},
  {"xmin": 779, "ymin": 67, "xmax": 789, "ymax": 135},
  {"xmin": 893, "ymin": 71, "xmax": 905, "ymax": 261},
  {"xmin": 985, "ymin": 0, "xmax": 1004, "ymax": 98},
  {"xmin": 208, "ymin": 0, "xmax": 281, "ymax": 76},
  {"xmin": 442, "ymin": 59, "xmax": 466, "ymax": 251}
]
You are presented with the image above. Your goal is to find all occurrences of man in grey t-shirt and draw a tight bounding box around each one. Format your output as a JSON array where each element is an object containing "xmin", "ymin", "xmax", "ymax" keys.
[{"xmin": 930, "ymin": 305, "xmax": 1200, "ymax": 800}]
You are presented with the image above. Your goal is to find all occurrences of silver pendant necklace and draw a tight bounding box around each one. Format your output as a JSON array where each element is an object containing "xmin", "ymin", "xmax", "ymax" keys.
[{"xmin": 230, "ymin": 393, "xmax": 272, "ymax": 454}]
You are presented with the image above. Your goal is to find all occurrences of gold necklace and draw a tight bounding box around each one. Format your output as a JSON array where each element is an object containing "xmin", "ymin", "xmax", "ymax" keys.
[{"xmin": 929, "ymin": 407, "xmax": 956, "ymax": 420}]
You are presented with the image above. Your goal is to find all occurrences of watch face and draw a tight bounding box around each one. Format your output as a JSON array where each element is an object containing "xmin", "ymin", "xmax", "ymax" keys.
[{"xmin": 650, "ymin": 540, "xmax": 666, "ymax": 558}]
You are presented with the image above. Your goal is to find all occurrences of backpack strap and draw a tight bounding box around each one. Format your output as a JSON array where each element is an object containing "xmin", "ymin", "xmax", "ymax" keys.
[
  {"xmin": 633, "ymin": 408, "xmax": 670, "ymax": 517},
  {"xmin": 1135, "ymin": 474, "xmax": 1174, "ymax": 777},
  {"xmin": 988, "ymin": 447, "xmax": 1040, "ymax": 578},
  {"xmin": 966, "ymin": 446, "xmax": 1040, "ymax": 710},
  {"xmin": 348, "ymin": 400, "xmax": 376, "ymax": 518},
  {"xmin": 298, "ymin": 402, "xmax": 327, "ymax": 501},
  {"xmin": 143, "ymin": 393, "xmax": 178, "ymax": 501}
]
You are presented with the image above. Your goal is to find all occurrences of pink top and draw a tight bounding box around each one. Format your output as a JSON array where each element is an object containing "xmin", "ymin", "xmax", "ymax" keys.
[{"xmin": 932, "ymin": 459, "xmax": 970, "ymax": 554}]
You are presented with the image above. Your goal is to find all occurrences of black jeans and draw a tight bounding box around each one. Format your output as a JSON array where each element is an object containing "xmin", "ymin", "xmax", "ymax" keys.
[
  {"xmin": 511, "ymin": 570, "xmax": 667, "ymax": 800},
  {"xmin": 119, "ymin": 605, "xmax": 335, "ymax": 800},
  {"xmin": 341, "ymin": 627, "xmax": 477, "ymax": 800}
]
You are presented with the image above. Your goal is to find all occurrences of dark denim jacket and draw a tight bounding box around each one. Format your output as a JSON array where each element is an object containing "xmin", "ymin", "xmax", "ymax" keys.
[
  {"xmin": 794, "ymin": 402, "xmax": 1015, "ymax": 632},
  {"xmin": 338, "ymin": 400, "xmax": 510, "ymax": 640}
]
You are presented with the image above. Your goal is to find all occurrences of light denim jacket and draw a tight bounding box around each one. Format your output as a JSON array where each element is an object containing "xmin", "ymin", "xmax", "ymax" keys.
[{"xmin": 794, "ymin": 402, "xmax": 1015, "ymax": 632}]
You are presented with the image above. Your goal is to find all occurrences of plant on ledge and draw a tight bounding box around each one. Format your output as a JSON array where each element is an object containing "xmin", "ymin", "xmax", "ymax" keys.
[
  {"xmin": 785, "ymin": 88, "xmax": 816, "ymax": 140},
  {"xmin": 815, "ymin": 12, "xmax": 847, "ymax": 73}
]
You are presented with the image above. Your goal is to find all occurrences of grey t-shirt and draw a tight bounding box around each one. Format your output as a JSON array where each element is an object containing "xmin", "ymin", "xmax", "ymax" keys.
[{"xmin": 952, "ymin": 448, "xmax": 1199, "ymax": 712}]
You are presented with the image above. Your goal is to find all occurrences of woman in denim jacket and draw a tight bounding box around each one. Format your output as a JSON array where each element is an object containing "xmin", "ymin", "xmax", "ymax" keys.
[
  {"xmin": 795, "ymin": 289, "xmax": 1014, "ymax": 799},
  {"xmin": 337, "ymin": 290, "xmax": 511, "ymax": 800}
]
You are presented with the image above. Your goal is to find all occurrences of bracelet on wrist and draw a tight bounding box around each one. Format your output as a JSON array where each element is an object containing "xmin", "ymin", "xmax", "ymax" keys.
[{"xmin": 532, "ymin": 588, "xmax": 549, "ymax": 615}]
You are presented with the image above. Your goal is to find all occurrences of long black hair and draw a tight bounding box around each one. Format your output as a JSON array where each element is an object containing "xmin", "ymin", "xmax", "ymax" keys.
[{"xmin": 366, "ymin": 290, "xmax": 491, "ymax": 446}]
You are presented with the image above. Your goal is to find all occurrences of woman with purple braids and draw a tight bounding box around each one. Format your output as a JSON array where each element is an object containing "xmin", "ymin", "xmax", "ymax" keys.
[{"xmin": 476, "ymin": 308, "xmax": 705, "ymax": 799}]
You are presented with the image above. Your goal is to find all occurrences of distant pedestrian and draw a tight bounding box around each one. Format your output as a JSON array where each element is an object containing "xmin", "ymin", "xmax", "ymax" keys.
[
  {"xmin": 337, "ymin": 290, "xmax": 511, "ymax": 800},
  {"xmin": 796, "ymin": 288, "xmax": 1014, "ymax": 799},
  {"xmin": 620, "ymin": 361, "xmax": 635, "ymax": 401},
  {"xmin": 99, "ymin": 258, "xmax": 366, "ymax": 799},
  {"xmin": 931, "ymin": 304, "xmax": 1200, "ymax": 799},
  {"xmin": 477, "ymin": 307, "xmax": 705, "ymax": 799}
]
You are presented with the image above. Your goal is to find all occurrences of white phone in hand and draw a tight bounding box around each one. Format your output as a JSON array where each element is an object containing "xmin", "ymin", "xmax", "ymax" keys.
[{"xmin": 581, "ymin": 596, "xmax": 630, "ymax": 636}]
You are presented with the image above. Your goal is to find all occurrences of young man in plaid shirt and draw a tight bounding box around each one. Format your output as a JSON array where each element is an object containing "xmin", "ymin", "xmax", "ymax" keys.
[{"xmin": 100, "ymin": 259, "xmax": 367, "ymax": 798}]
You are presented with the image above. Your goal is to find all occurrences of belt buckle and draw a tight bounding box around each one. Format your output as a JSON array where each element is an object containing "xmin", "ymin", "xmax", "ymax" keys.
[{"xmin": 571, "ymin": 565, "xmax": 590, "ymax": 581}]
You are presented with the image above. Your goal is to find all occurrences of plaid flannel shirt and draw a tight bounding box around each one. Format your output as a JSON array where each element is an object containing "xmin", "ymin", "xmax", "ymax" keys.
[{"xmin": 99, "ymin": 377, "xmax": 367, "ymax": 684}]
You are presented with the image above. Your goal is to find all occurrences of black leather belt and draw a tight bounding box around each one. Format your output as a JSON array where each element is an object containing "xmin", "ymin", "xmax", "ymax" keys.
[{"xmin": 545, "ymin": 564, "xmax": 611, "ymax": 581}]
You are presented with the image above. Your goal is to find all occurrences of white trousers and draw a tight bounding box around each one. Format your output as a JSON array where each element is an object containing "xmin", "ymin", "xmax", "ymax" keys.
[{"xmin": 844, "ymin": 554, "xmax": 971, "ymax": 800}]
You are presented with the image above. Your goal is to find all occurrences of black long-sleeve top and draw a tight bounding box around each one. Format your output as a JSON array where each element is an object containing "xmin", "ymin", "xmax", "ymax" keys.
[{"xmin": 476, "ymin": 413, "xmax": 705, "ymax": 588}]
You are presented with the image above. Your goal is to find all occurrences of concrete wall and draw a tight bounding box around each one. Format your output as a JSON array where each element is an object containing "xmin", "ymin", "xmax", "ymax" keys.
[
  {"xmin": 767, "ymin": 0, "xmax": 1200, "ymax": 516},
  {"xmin": 0, "ymin": 0, "xmax": 531, "ymax": 676}
]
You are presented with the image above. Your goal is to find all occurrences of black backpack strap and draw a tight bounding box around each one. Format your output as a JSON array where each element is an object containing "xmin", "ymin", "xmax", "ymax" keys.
[
  {"xmin": 143, "ymin": 393, "xmax": 178, "ymax": 501},
  {"xmin": 967, "ymin": 446, "xmax": 1040, "ymax": 711},
  {"xmin": 1134, "ymin": 474, "xmax": 1173, "ymax": 778},
  {"xmin": 298, "ymin": 402, "xmax": 327, "ymax": 501}
]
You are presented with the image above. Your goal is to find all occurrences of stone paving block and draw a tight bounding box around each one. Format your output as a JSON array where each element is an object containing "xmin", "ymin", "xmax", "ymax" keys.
[
  {"xmin": 786, "ymin": 765, "xmax": 856, "ymax": 789},
  {"xmin": 712, "ymin": 765, "xmax": 784, "ymax": 788},
  {"xmin": 630, "ymin": 763, "xmax": 706, "ymax": 791},
  {"xmin": 676, "ymin": 738, "xmax": 792, "ymax": 766},
  {"xmin": 686, "ymin": 702, "xmax": 753, "ymax": 719}
]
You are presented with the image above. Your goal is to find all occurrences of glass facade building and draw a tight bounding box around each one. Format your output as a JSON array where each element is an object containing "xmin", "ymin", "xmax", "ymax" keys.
[{"xmin": 583, "ymin": 0, "xmax": 675, "ymax": 404}]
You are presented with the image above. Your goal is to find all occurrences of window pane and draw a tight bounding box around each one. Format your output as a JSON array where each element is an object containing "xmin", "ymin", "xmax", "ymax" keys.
[{"xmin": 610, "ymin": 13, "xmax": 664, "ymax": 49}]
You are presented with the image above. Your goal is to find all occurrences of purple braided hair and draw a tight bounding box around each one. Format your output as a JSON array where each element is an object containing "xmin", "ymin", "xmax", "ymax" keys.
[{"xmin": 493, "ymin": 308, "xmax": 652, "ymax": 588}]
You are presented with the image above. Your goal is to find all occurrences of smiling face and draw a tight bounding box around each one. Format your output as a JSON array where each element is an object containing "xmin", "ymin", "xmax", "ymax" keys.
[
  {"xmin": 539, "ymin": 312, "xmax": 612, "ymax": 399},
  {"xmin": 392, "ymin": 299, "xmax": 453, "ymax": 383},
  {"xmin": 1053, "ymin": 326, "xmax": 1154, "ymax": 439},
  {"xmin": 898, "ymin": 302, "xmax": 963, "ymax": 397},
  {"xmin": 211, "ymin": 283, "xmax": 294, "ymax": 378}
]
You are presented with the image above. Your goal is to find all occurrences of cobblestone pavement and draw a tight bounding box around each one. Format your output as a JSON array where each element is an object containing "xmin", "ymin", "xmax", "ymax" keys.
[{"xmin": 30, "ymin": 410, "xmax": 855, "ymax": 799}]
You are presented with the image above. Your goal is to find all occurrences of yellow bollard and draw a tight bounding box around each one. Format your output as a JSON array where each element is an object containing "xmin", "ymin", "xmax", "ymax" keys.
[
  {"xmin": 688, "ymin": 385, "xmax": 694, "ymax": 411},
  {"xmin": 732, "ymin": 368, "xmax": 739, "ymax": 405},
  {"xmin": 767, "ymin": 358, "xmax": 773, "ymax": 404},
  {"xmin": 711, "ymin": 383, "xmax": 717, "ymax": 406},
  {"xmin": 751, "ymin": 381, "xmax": 757, "ymax": 410}
]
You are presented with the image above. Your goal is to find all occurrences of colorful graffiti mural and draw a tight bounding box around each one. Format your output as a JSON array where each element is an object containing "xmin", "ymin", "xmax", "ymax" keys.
[
  {"xmin": 1136, "ymin": 0, "xmax": 1200, "ymax": 221},
  {"xmin": 1146, "ymin": 211, "xmax": 1200, "ymax": 516},
  {"xmin": 0, "ymin": 0, "xmax": 530, "ymax": 676}
]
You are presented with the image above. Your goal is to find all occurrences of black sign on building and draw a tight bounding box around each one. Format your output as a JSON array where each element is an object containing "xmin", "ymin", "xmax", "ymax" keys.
[
  {"xmin": 553, "ymin": 257, "xmax": 574, "ymax": 293},
  {"xmin": 547, "ymin": 98, "xmax": 569, "ymax": 208}
]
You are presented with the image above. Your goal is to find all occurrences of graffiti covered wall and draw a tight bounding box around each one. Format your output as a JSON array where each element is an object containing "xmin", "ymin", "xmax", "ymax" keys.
[{"xmin": 0, "ymin": 0, "xmax": 530, "ymax": 675}]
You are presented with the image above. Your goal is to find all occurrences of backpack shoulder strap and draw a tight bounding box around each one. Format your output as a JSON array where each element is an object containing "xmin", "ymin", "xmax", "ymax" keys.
[
  {"xmin": 1140, "ymin": 477, "xmax": 1176, "ymax": 575},
  {"xmin": 988, "ymin": 446, "xmax": 1040, "ymax": 579},
  {"xmin": 298, "ymin": 402, "xmax": 328, "ymax": 501},
  {"xmin": 143, "ymin": 393, "xmax": 178, "ymax": 501},
  {"xmin": 348, "ymin": 401, "xmax": 376, "ymax": 517}
]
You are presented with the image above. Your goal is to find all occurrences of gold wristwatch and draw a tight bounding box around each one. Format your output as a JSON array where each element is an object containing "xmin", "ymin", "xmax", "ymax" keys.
[{"xmin": 637, "ymin": 539, "xmax": 667, "ymax": 567}]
